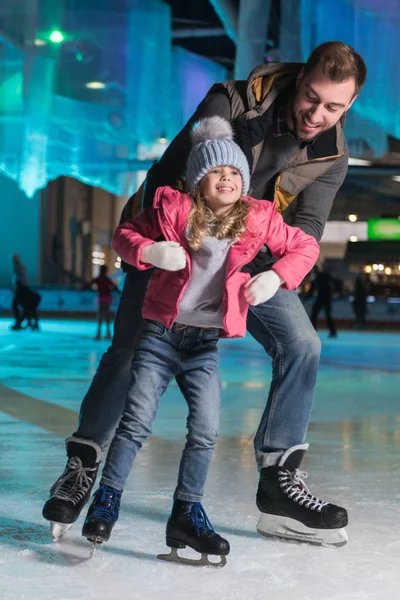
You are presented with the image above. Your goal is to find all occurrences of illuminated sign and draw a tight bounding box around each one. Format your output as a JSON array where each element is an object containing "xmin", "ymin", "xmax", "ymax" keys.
[{"xmin": 368, "ymin": 219, "xmax": 400, "ymax": 240}]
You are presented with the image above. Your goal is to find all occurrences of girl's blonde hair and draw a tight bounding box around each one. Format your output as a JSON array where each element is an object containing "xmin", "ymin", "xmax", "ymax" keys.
[{"xmin": 187, "ymin": 187, "xmax": 250, "ymax": 251}]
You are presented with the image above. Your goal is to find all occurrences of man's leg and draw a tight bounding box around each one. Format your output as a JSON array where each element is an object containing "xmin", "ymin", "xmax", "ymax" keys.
[
  {"xmin": 74, "ymin": 268, "xmax": 152, "ymax": 449},
  {"xmin": 247, "ymin": 289, "xmax": 321, "ymax": 465},
  {"xmin": 42, "ymin": 268, "xmax": 152, "ymax": 539},
  {"xmin": 247, "ymin": 289, "xmax": 348, "ymax": 546}
]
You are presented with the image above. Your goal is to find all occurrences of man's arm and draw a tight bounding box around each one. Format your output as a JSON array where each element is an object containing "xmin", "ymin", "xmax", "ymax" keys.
[{"xmin": 291, "ymin": 148, "xmax": 349, "ymax": 242}]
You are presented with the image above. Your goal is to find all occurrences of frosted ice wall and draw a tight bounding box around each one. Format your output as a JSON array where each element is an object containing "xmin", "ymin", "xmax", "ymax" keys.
[{"xmin": 281, "ymin": 0, "xmax": 400, "ymax": 156}]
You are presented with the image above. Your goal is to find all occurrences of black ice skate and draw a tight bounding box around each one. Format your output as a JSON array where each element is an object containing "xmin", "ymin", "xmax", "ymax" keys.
[
  {"xmin": 42, "ymin": 437, "xmax": 101, "ymax": 541},
  {"xmin": 82, "ymin": 484, "xmax": 122, "ymax": 554},
  {"xmin": 256, "ymin": 444, "xmax": 348, "ymax": 547},
  {"xmin": 157, "ymin": 500, "xmax": 230, "ymax": 567}
]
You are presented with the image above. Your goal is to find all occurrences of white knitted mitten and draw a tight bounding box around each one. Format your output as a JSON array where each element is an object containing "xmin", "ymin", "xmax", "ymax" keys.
[
  {"xmin": 141, "ymin": 241, "xmax": 186, "ymax": 271},
  {"xmin": 244, "ymin": 270, "xmax": 284, "ymax": 305}
]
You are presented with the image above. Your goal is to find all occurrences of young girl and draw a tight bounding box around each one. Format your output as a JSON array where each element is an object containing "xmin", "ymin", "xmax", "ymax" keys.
[
  {"xmin": 80, "ymin": 117, "xmax": 319, "ymax": 566},
  {"xmin": 81, "ymin": 265, "xmax": 121, "ymax": 340}
]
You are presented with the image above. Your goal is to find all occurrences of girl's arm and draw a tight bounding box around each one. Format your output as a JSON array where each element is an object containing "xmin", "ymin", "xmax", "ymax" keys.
[
  {"xmin": 112, "ymin": 208, "xmax": 162, "ymax": 270},
  {"xmin": 112, "ymin": 207, "xmax": 186, "ymax": 272},
  {"xmin": 263, "ymin": 205, "xmax": 320, "ymax": 290}
]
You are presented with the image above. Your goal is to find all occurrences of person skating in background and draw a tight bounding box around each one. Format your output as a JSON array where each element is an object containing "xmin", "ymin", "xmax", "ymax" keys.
[
  {"xmin": 81, "ymin": 265, "xmax": 121, "ymax": 340},
  {"xmin": 10, "ymin": 254, "xmax": 41, "ymax": 331},
  {"xmin": 309, "ymin": 265, "xmax": 338, "ymax": 338},
  {"xmin": 46, "ymin": 118, "xmax": 320, "ymax": 565},
  {"xmin": 19, "ymin": 283, "xmax": 41, "ymax": 330},
  {"xmin": 353, "ymin": 274, "xmax": 369, "ymax": 328}
]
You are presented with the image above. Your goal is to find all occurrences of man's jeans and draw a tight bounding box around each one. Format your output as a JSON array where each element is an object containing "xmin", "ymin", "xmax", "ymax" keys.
[
  {"xmin": 100, "ymin": 319, "xmax": 221, "ymax": 502},
  {"xmin": 247, "ymin": 292, "xmax": 321, "ymax": 468},
  {"xmin": 74, "ymin": 269, "xmax": 321, "ymax": 467}
]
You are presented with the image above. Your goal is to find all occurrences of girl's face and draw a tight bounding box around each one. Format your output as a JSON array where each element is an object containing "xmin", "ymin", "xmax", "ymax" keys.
[{"xmin": 199, "ymin": 165, "xmax": 242, "ymax": 216}]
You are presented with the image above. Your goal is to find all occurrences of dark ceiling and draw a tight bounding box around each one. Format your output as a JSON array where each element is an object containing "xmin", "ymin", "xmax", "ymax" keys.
[{"xmin": 164, "ymin": 0, "xmax": 280, "ymax": 70}]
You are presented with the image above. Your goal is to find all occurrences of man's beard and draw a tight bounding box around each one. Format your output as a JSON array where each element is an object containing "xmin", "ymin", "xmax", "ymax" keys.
[{"xmin": 290, "ymin": 96, "xmax": 331, "ymax": 142}]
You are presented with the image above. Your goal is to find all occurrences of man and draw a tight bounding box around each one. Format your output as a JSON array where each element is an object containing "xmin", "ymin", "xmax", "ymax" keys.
[
  {"xmin": 43, "ymin": 41, "xmax": 366, "ymax": 547},
  {"xmin": 309, "ymin": 265, "xmax": 338, "ymax": 338}
]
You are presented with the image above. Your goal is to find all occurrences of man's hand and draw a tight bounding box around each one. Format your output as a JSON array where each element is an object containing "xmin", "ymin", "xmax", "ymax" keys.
[
  {"xmin": 141, "ymin": 241, "xmax": 186, "ymax": 271},
  {"xmin": 244, "ymin": 270, "xmax": 284, "ymax": 305}
]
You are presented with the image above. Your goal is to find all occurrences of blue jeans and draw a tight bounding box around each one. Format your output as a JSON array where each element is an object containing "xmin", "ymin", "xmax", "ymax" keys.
[
  {"xmin": 100, "ymin": 319, "xmax": 221, "ymax": 501},
  {"xmin": 247, "ymin": 289, "xmax": 321, "ymax": 467},
  {"xmin": 74, "ymin": 269, "xmax": 321, "ymax": 467}
]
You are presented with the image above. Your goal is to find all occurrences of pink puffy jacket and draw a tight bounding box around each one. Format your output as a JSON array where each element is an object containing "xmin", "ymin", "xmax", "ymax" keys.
[{"xmin": 112, "ymin": 186, "xmax": 319, "ymax": 338}]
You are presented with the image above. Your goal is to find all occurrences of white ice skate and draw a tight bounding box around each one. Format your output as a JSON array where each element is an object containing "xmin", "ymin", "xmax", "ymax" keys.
[
  {"xmin": 256, "ymin": 513, "xmax": 348, "ymax": 547},
  {"xmin": 50, "ymin": 521, "xmax": 72, "ymax": 542}
]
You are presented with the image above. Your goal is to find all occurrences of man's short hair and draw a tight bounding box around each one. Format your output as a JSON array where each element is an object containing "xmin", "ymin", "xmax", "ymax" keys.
[{"xmin": 304, "ymin": 41, "xmax": 367, "ymax": 96}]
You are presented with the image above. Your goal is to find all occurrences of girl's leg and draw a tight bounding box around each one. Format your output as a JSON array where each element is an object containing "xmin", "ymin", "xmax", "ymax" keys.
[
  {"xmin": 100, "ymin": 321, "xmax": 179, "ymax": 491},
  {"xmin": 160, "ymin": 329, "xmax": 230, "ymax": 563},
  {"xmin": 174, "ymin": 330, "xmax": 221, "ymax": 502}
]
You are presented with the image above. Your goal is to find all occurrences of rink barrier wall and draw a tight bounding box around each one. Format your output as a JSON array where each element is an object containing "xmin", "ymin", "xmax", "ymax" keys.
[{"xmin": 1, "ymin": 288, "xmax": 400, "ymax": 325}]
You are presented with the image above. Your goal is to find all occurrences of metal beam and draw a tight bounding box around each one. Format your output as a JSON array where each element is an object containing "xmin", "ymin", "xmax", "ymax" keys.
[
  {"xmin": 235, "ymin": 0, "xmax": 271, "ymax": 79},
  {"xmin": 279, "ymin": 0, "xmax": 302, "ymax": 61},
  {"xmin": 172, "ymin": 27, "xmax": 226, "ymax": 39},
  {"xmin": 208, "ymin": 0, "xmax": 238, "ymax": 44}
]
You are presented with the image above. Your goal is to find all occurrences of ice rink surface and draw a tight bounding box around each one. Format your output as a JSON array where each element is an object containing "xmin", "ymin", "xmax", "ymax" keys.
[{"xmin": 0, "ymin": 318, "xmax": 399, "ymax": 600}]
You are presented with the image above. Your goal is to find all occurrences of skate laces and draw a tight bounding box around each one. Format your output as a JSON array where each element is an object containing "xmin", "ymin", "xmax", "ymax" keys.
[
  {"xmin": 186, "ymin": 503, "xmax": 216, "ymax": 537},
  {"xmin": 278, "ymin": 468, "xmax": 328, "ymax": 512},
  {"xmin": 89, "ymin": 485, "xmax": 121, "ymax": 523},
  {"xmin": 50, "ymin": 457, "xmax": 97, "ymax": 506}
]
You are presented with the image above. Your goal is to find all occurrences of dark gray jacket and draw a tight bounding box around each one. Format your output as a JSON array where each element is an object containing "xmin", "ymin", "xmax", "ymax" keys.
[{"xmin": 121, "ymin": 62, "xmax": 348, "ymax": 273}]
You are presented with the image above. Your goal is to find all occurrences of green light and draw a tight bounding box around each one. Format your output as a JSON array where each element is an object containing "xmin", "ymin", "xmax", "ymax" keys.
[
  {"xmin": 49, "ymin": 30, "xmax": 64, "ymax": 43},
  {"xmin": 368, "ymin": 219, "xmax": 400, "ymax": 240}
]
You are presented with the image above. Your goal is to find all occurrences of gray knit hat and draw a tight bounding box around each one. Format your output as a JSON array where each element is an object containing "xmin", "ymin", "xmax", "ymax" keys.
[{"xmin": 186, "ymin": 116, "xmax": 250, "ymax": 196}]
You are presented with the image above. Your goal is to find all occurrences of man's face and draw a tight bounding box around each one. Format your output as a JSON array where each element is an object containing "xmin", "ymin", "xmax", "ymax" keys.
[{"xmin": 288, "ymin": 65, "xmax": 357, "ymax": 141}]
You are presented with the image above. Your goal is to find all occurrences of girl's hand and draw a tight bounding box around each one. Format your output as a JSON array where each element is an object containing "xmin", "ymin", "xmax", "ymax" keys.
[
  {"xmin": 141, "ymin": 241, "xmax": 186, "ymax": 271},
  {"xmin": 244, "ymin": 270, "xmax": 284, "ymax": 305}
]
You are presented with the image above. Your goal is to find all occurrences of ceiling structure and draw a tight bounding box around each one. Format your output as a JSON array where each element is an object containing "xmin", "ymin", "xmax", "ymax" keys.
[
  {"xmin": 0, "ymin": 0, "xmax": 280, "ymax": 102},
  {"xmin": 0, "ymin": 0, "xmax": 399, "ymax": 208}
]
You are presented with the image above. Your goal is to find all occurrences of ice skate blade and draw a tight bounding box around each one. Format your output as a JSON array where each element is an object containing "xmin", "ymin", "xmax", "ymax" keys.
[
  {"xmin": 157, "ymin": 547, "xmax": 227, "ymax": 568},
  {"xmin": 50, "ymin": 521, "xmax": 72, "ymax": 542},
  {"xmin": 257, "ymin": 513, "xmax": 348, "ymax": 547},
  {"xmin": 86, "ymin": 536, "xmax": 104, "ymax": 559}
]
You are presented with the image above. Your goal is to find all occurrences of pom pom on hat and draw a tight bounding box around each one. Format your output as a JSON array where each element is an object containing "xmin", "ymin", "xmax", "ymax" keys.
[{"xmin": 190, "ymin": 116, "xmax": 234, "ymax": 144}]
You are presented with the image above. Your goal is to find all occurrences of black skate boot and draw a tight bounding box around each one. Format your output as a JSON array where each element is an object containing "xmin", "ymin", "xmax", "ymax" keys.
[
  {"xmin": 157, "ymin": 500, "xmax": 230, "ymax": 567},
  {"xmin": 82, "ymin": 484, "xmax": 122, "ymax": 546},
  {"xmin": 256, "ymin": 444, "xmax": 348, "ymax": 547},
  {"xmin": 42, "ymin": 437, "xmax": 101, "ymax": 541}
]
